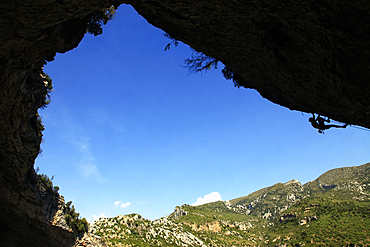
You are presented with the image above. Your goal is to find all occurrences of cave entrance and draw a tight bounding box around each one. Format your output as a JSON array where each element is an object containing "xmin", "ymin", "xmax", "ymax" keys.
[{"xmin": 35, "ymin": 4, "xmax": 369, "ymax": 222}]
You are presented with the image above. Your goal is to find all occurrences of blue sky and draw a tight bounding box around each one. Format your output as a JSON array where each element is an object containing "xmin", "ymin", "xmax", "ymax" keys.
[{"xmin": 36, "ymin": 5, "xmax": 370, "ymax": 222}]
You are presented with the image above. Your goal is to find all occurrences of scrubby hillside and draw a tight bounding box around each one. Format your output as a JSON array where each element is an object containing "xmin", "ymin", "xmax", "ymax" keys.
[{"xmin": 93, "ymin": 163, "xmax": 370, "ymax": 246}]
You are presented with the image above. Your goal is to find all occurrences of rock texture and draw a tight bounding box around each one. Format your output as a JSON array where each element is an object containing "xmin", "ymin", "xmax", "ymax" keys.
[
  {"xmin": 0, "ymin": 1, "xmax": 119, "ymax": 246},
  {"xmin": 0, "ymin": 169, "xmax": 77, "ymax": 246},
  {"xmin": 173, "ymin": 206, "xmax": 188, "ymax": 219},
  {"xmin": 192, "ymin": 221, "xmax": 222, "ymax": 233},
  {"xmin": 127, "ymin": 0, "xmax": 370, "ymax": 128},
  {"xmin": 93, "ymin": 214, "xmax": 208, "ymax": 246},
  {"xmin": 73, "ymin": 232, "xmax": 107, "ymax": 247},
  {"xmin": 1, "ymin": 0, "xmax": 370, "ymax": 245},
  {"xmin": 91, "ymin": 163, "xmax": 370, "ymax": 246}
]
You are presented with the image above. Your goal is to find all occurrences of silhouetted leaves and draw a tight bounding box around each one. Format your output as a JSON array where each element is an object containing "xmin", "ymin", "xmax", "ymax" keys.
[
  {"xmin": 183, "ymin": 50, "xmax": 219, "ymax": 75},
  {"xmin": 86, "ymin": 6, "xmax": 117, "ymax": 36},
  {"xmin": 164, "ymin": 33, "xmax": 242, "ymax": 87},
  {"xmin": 65, "ymin": 200, "xmax": 89, "ymax": 233},
  {"xmin": 37, "ymin": 173, "xmax": 60, "ymax": 196},
  {"xmin": 164, "ymin": 33, "xmax": 179, "ymax": 51}
]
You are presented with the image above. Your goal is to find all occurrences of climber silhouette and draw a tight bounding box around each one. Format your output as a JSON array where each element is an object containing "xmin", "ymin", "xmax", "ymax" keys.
[{"xmin": 309, "ymin": 114, "xmax": 347, "ymax": 134}]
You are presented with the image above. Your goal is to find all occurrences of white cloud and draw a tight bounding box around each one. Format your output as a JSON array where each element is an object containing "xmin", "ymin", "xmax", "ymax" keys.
[
  {"xmin": 88, "ymin": 107, "xmax": 125, "ymax": 133},
  {"xmin": 58, "ymin": 107, "xmax": 105, "ymax": 183},
  {"xmin": 191, "ymin": 192, "xmax": 222, "ymax": 206},
  {"xmin": 91, "ymin": 213, "xmax": 109, "ymax": 223},
  {"xmin": 73, "ymin": 138, "xmax": 105, "ymax": 183},
  {"xmin": 121, "ymin": 202, "xmax": 131, "ymax": 208},
  {"xmin": 114, "ymin": 201, "xmax": 132, "ymax": 208}
]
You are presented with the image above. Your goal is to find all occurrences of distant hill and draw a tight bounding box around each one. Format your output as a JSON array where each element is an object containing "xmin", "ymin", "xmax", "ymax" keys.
[{"xmin": 91, "ymin": 163, "xmax": 370, "ymax": 246}]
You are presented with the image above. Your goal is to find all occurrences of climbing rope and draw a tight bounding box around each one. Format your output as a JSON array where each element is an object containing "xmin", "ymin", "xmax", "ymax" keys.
[
  {"xmin": 302, "ymin": 112, "xmax": 370, "ymax": 132},
  {"xmin": 349, "ymin": 125, "xmax": 370, "ymax": 132},
  {"xmin": 323, "ymin": 119, "xmax": 370, "ymax": 132}
]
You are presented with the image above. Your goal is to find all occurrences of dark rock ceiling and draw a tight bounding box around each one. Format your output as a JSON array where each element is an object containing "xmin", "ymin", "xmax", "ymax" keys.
[{"xmin": 126, "ymin": 0, "xmax": 370, "ymax": 129}]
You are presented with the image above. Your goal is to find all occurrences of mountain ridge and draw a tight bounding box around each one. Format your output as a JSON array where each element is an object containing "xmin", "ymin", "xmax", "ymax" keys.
[{"xmin": 92, "ymin": 162, "xmax": 370, "ymax": 246}]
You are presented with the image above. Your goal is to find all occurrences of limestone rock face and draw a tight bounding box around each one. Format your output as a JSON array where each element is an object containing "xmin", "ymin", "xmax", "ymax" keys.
[
  {"xmin": 299, "ymin": 215, "xmax": 317, "ymax": 225},
  {"xmin": 192, "ymin": 221, "xmax": 222, "ymax": 232},
  {"xmin": 73, "ymin": 232, "xmax": 107, "ymax": 247},
  {"xmin": 0, "ymin": 1, "xmax": 118, "ymax": 246},
  {"xmin": 280, "ymin": 213, "xmax": 297, "ymax": 222},
  {"xmin": 173, "ymin": 206, "xmax": 188, "ymax": 219}
]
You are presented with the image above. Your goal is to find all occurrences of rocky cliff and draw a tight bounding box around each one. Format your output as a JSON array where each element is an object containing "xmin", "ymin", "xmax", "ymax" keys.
[
  {"xmin": 0, "ymin": 1, "xmax": 118, "ymax": 245},
  {"xmin": 92, "ymin": 163, "xmax": 370, "ymax": 246},
  {"xmin": 1, "ymin": 0, "xmax": 370, "ymax": 245}
]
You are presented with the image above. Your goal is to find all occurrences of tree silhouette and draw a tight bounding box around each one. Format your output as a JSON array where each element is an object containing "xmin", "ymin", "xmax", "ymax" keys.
[
  {"xmin": 164, "ymin": 33, "xmax": 242, "ymax": 88},
  {"xmin": 86, "ymin": 5, "xmax": 117, "ymax": 36}
]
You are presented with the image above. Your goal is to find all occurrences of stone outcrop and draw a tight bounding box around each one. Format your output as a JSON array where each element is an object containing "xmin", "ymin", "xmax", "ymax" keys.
[
  {"xmin": 299, "ymin": 215, "xmax": 317, "ymax": 225},
  {"xmin": 94, "ymin": 215, "xmax": 207, "ymax": 246},
  {"xmin": 0, "ymin": 170, "xmax": 77, "ymax": 246},
  {"xmin": 191, "ymin": 221, "xmax": 222, "ymax": 232},
  {"xmin": 173, "ymin": 206, "xmax": 188, "ymax": 219},
  {"xmin": 1, "ymin": 0, "xmax": 370, "ymax": 245},
  {"xmin": 0, "ymin": 1, "xmax": 119, "ymax": 245},
  {"xmin": 87, "ymin": 164, "xmax": 369, "ymax": 246},
  {"xmin": 38, "ymin": 185, "xmax": 71, "ymax": 231},
  {"xmin": 73, "ymin": 232, "xmax": 107, "ymax": 247},
  {"xmin": 280, "ymin": 213, "xmax": 297, "ymax": 222}
]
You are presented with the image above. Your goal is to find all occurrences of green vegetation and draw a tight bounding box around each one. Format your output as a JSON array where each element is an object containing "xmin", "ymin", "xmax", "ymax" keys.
[
  {"xmin": 266, "ymin": 194, "xmax": 370, "ymax": 246},
  {"xmin": 38, "ymin": 4, "xmax": 115, "ymax": 137},
  {"xmin": 92, "ymin": 163, "xmax": 370, "ymax": 246},
  {"xmin": 33, "ymin": 70, "xmax": 53, "ymax": 141},
  {"xmin": 40, "ymin": 71, "xmax": 53, "ymax": 109},
  {"xmin": 64, "ymin": 201, "xmax": 89, "ymax": 233},
  {"xmin": 35, "ymin": 112, "xmax": 45, "ymax": 140},
  {"xmin": 36, "ymin": 171, "xmax": 88, "ymax": 234},
  {"xmin": 37, "ymin": 173, "xmax": 59, "ymax": 196},
  {"xmin": 33, "ymin": 5, "xmax": 115, "ymax": 236},
  {"xmin": 175, "ymin": 202, "xmax": 261, "ymax": 224},
  {"xmin": 86, "ymin": 6, "xmax": 117, "ymax": 36},
  {"xmin": 36, "ymin": 5, "xmax": 116, "ymax": 137},
  {"xmin": 94, "ymin": 215, "xmax": 156, "ymax": 246}
]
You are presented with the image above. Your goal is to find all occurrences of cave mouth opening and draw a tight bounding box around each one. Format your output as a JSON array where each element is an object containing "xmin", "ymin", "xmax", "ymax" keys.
[{"xmin": 35, "ymin": 4, "xmax": 369, "ymax": 223}]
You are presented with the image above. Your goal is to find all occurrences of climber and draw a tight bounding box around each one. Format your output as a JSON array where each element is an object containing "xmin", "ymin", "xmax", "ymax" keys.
[{"xmin": 309, "ymin": 114, "xmax": 348, "ymax": 133}]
